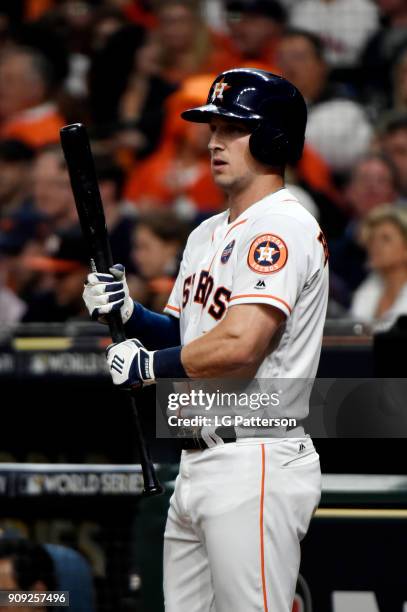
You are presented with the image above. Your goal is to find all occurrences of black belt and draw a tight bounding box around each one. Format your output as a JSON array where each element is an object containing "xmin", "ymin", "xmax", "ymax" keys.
[{"xmin": 179, "ymin": 423, "xmax": 300, "ymax": 450}]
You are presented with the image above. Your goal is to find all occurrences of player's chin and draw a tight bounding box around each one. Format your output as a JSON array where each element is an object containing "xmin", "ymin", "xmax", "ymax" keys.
[{"xmin": 211, "ymin": 171, "xmax": 233, "ymax": 188}]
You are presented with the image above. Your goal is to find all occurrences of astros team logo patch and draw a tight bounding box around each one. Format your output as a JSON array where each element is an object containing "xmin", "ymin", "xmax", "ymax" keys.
[
  {"xmin": 247, "ymin": 233, "xmax": 288, "ymax": 274},
  {"xmin": 221, "ymin": 240, "xmax": 235, "ymax": 264}
]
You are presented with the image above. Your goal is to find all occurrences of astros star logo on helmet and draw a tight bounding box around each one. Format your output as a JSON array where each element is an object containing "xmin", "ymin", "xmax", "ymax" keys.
[{"xmin": 211, "ymin": 78, "xmax": 231, "ymax": 102}]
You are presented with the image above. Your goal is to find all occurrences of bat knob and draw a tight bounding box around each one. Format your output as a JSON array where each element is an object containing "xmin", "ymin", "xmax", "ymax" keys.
[
  {"xmin": 60, "ymin": 123, "xmax": 84, "ymax": 135},
  {"xmin": 143, "ymin": 483, "xmax": 165, "ymax": 497}
]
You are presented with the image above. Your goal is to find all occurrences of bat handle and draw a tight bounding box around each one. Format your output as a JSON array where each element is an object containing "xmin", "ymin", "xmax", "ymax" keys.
[
  {"xmin": 134, "ymin": 416, "xmax": 164, "ymax": 496},
  {"xmin": 108, "ymin": 313, "xmax": 127, "ymax": 344},
  {"xmin": 107, "ymin": 311, "xmax": 164, "ymax": 497}
]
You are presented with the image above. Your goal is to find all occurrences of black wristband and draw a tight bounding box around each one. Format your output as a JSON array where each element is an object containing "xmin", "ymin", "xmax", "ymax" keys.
[{"xmin": 154, "ymin": 346, "xmax": 187, "ymax": 378}]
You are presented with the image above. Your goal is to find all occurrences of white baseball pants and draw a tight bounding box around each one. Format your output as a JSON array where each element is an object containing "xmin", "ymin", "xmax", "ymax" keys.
[{"xmin": 163, "ymin": 437, "xmax": 321, "ymax": 612}]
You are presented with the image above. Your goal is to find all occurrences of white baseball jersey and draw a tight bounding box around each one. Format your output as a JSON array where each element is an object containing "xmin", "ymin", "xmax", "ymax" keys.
[
  {"xmin": 163, "ymin": 187, "xmax": 327, "ymax": 612},
  {"xmin": 164, "ymin": 187, "xmax": 329, "ymax": 411}
]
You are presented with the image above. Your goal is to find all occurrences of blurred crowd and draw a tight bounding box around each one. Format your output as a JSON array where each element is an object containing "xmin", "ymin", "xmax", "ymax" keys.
[
  {"xmin": 0, "ymin": 535, "xmax": 95, "ymax": 612},
  {"xmin": 0, "ymin": 0, "xmax": 407, "ymax": 331}
]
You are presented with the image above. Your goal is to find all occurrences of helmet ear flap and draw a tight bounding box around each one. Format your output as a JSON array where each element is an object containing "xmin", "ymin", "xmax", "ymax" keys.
[{"xmin": 249, "ymin": 122, "xmax": 290, "ymax": 166}]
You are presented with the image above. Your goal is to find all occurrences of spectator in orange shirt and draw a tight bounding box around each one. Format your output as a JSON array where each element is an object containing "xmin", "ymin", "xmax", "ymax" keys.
[
  {"xmin": 125, "ymin": 74, "xmax": 225, "ymax": 219},
  {"xmin": 154, "ymin": 0, "xmax": 239, "ymax": 84},
  {"xmin": 24, "ymin": 0, "xmax": 55, "ymax": 21},
  {"xmin": 2, "ymin": 144, "xmax": 80, "ymax": 310},
  {"xmin": 0, "ymin": 46, "xmax": 65, "ymax": 149}
]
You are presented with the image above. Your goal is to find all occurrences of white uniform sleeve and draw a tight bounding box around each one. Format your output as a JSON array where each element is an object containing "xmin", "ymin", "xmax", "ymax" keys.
[
  {"xmin": 230, "ymin": 215, "xmax": 311, "ymax": 318},
  {"xmin": 163, "ymin": 271, "xmax": 182, "ymax": 319},
  {"xmin": 163, "ymin": 231, "xmax": 194, "ymax": 318}
]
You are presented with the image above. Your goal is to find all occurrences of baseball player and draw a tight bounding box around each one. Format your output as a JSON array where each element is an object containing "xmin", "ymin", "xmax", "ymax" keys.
[{"xmin": 83, "ymin": 68, "xmax": 328, "ymax": 612}]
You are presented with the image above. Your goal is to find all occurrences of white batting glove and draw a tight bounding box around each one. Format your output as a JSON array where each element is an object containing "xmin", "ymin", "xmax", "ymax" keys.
[
  {"xmin": 106, "ymin": 338, "xmax": 155, "ymax": 388},
  {"xmin": 83, "ymin": 263, "xmax": 134, "ymax": 324}
]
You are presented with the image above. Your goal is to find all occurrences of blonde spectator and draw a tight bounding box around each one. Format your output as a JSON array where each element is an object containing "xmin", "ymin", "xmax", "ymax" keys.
[{"xmin": 350, "ymin": 206, "xmax": 407, "ymax": 329}]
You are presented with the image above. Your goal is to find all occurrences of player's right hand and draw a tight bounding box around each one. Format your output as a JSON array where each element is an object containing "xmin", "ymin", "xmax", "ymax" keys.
[{"xmin": 83, "ymin": 263, "xmax": 134, "ymax": 324}]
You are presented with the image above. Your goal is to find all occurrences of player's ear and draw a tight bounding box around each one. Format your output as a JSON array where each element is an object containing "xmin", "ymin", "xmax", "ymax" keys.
[{"xmin": 249, "ymin": 123, "xmax": 289, "ymax": 167}]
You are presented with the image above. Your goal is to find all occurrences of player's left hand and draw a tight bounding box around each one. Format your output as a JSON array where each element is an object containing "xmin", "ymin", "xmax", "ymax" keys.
[{"xmin": 106, "ymin": 339, "xmax": 155, "ymax": 388}]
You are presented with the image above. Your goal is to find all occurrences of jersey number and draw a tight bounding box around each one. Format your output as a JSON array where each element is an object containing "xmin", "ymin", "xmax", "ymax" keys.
[{"xmin": 182, "ymin": 274, "xmax": 195, "ymax": 308}]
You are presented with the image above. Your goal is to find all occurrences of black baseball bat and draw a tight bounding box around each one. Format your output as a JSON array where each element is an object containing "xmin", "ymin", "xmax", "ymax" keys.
[{"xmin": 60, "ymin": 122, "xmax": 163, "ymax": 497}]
